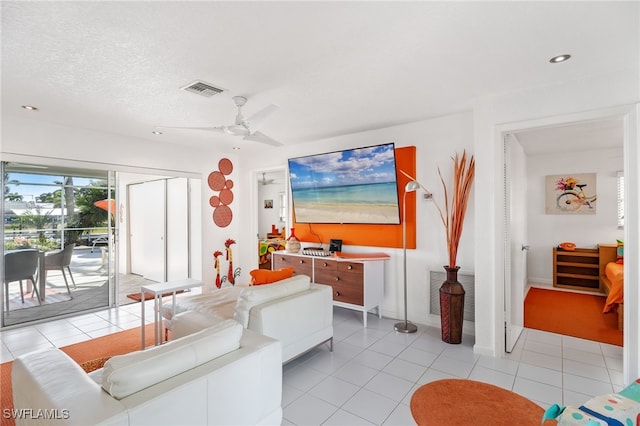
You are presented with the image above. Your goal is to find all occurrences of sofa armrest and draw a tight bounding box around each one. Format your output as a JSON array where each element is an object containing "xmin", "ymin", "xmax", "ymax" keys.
[
  {"xmin": 248, "ymin": 283, "xmax": 333, "ymax": 361},
  {"xmin": 12, "ymin": 348, "xmax": 126, "ymax": 426}
]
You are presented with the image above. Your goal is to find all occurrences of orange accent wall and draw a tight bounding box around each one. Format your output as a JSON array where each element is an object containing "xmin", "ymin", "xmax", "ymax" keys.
[{"xmin": 292, "ymin": 146, "xmax": 416, "ymax": 249}]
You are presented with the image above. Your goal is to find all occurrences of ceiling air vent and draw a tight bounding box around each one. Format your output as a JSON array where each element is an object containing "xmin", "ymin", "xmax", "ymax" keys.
[{"xmin": 181, "ymin": 81, "xmax": 224, "ymax": 98}]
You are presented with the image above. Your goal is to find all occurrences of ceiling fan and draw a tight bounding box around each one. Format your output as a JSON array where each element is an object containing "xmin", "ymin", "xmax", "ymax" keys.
[
  {"xmin": 259, "ymin": 172, "xmax": 275, "ymax": 186},
  {"xmin": 172, "ymin": 96, "xmax": 282, "ymax": 146}
]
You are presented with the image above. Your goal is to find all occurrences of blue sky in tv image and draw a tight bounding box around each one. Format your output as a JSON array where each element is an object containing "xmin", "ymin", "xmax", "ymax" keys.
[
  {"xmin": 287, "ymin": 143, "xmax": 401, "ymax": 224},
  {"xmin": 288, "ymin": 142, "xmax": 398, "ymax": 189}
]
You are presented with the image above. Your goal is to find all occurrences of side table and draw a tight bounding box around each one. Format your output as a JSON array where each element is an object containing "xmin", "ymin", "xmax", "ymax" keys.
[{"xmin": 140, "ymin": 278, "xmax": 203, "ymax": 349}]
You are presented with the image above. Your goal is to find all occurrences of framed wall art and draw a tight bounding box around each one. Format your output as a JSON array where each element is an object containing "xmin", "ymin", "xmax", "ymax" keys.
[{"xmin": 545, "ymin": 173, "xmax": 597, "ymax": 214}]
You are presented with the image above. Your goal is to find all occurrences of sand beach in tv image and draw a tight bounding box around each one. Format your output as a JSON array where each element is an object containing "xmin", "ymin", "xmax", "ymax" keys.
[
  {"xmin": 294, "ymin": 199, "xmax": 400, "ymax": 224},
  {"xmin": 288, "ymin": 142, "xmax": 402, "ymax": 225}
]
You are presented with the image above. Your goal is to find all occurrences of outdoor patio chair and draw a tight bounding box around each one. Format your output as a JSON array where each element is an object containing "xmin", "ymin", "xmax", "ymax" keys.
[
  {"xmin": 4, "ymin": 249, "xmax": 41, "ymax": 312},
  {"xmin": 43, "ymin": 243, "xmax": 76, "ymax": 297}
]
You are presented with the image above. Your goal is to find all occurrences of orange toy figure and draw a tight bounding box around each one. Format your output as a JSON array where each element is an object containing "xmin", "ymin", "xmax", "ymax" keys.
[
  {"xmin": 213, "ymin": 250, "xmax": 223, "ymax": 288},
  {"xmin": 225, "ymin": 239, "xmax": 236, "ymax": 285}
]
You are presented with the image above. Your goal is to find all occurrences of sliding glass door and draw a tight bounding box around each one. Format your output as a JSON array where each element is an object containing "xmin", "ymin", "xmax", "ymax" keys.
[{"xmin": 2, "ymin": 162, "xmax": 115, "ymax": 327}]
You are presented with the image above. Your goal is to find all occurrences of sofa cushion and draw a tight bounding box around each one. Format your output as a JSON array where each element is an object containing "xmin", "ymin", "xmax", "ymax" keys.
[
  {"xmin": 233, "ymin": 274, "xmax": 311, "ymax": 327},
  {"xmin": 250, "ymin": 267, "xmax": 294, "ymax": 285},
  {"xmin": 102, "ymin": 319, "xmax": 242, "ymax": 399}
]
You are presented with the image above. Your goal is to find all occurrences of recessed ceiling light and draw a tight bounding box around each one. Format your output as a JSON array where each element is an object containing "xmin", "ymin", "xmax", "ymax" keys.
[
  {"xmin": 21, "ymin": 105, "xmax": 38, "ymax": 111},
  {"xmin": 152, "ymin": 131, "xmax": 163, "ymax": 135},
  {"xmin": 550, "ymin": 54, "xmax": 571, "ymax": 63}
]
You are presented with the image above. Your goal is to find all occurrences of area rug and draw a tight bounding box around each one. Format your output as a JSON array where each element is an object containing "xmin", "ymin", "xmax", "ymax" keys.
[
  {"xmin": 524, "ymin": 287, "xmax": 622, "ymax": 346},
  {"xmin": 410, "ymin": 379, "xmax": 554, "ymax": 425},
  {"xmin": 1, "ymin": 324, "xmax": 157, "ymax": 426},
  {"xmin": 126, "ymin": 289, "xmax": 184, "ymax": 302}
]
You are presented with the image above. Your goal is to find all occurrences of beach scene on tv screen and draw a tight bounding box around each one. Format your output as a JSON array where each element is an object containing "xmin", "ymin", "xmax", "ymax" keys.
[{"xmin": 288, "ymin": 143, "xmax": 401, "ymax": 224}]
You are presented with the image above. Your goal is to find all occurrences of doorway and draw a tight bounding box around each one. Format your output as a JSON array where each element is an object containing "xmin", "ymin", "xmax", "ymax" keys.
[
  {"xmin": 502, "ymin": 112, "xmax": 626, "ymax": 354},
  {"xmin": 2, "ymin": 162, "xmax": 115, "ymax": 326},
  {"xmin": 252, "ymin": 167, "xmax": 287, "ymax": 270}
]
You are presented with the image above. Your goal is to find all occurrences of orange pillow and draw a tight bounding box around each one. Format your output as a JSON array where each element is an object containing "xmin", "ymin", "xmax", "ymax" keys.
[{"xmin": 249, "ymin": 267, "xmax": 294, "ymax": 285}]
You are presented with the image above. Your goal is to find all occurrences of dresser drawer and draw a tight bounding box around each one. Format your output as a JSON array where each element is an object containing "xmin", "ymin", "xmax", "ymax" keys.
[
  {"xmin": 331, "ymin": 283, "xmax": 364, "ymax": 305},
  {"xmin": 338, "ymin": 262, "xmax": 364, "ymax": 274},
  {"xmin": 272, "ymin": 254, "xmax": 312, "ymax": 276},
  {"xmin": 313, "ymin": 266, "xmax": 339, "ymax": 285}
]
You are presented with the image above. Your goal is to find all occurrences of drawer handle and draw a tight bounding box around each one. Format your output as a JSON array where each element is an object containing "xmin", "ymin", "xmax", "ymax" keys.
[
  {"xmin": 347, "ymin": 265, "xmax": 353, "ymax": 270},
  {"xmin": 299, "ymin": 260, "xmax": 304, "ymax": 264},
  {"xmin": 335, "ymin": 291, "xmax": 340, "ymax": 297},
  {"xmin": 335, "ymin": 277, "xmax": 340, "ymax": 281},
  {"xmin": 323, "ymin": 262, "xmax": 328, "ymax": 267}
]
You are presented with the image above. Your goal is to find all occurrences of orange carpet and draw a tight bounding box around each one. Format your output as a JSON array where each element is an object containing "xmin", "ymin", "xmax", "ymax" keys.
[
  {"xmin": 1, "ymin": 324, "xmax": 157, "ymax": 426},
  {"xmin": 524, "ymin": 287, "xmax": 622, "ymax": 346}
]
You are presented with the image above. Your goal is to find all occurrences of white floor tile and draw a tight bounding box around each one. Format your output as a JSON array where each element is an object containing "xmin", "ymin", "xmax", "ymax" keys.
[
  {"xmin": 323, "ymin": 409, "xmax": 375, "ymax": 426},
  {"xmin": 562, "ymin": 358, "xmax": 610, "ymax": 382},
  {"xmin": 333, "ymin": 360, "xmax": 379, "ymax": 387},
  {"xmin": 562, "ymin": 373, "xmax": 613, "ymax": 397},
  {"xmin": 512, "ymin": 376, "xmax": 562, "ymax": 405},
  {"xmin": 342, "ymin": 388, "xmax": 399, "ymax": 425},
  {"xmin": 516, "ymin": 362, "xmax": 563, "ymax": 388},
  {"xmin": 382, "ymin": 402, "xmax": 416, "ymax": 426},
  {"xmin": 429, "ymin": 355, "xmax": 474, "ymax": 378},
  {"xmin": 382, "ymin": 358, "xmax": 427, "ymax": 383},
  {"xmin": 520, "ymin": 349, "xmax": 563, "ymax": 371},
  {"xmin": 283, "ymin": 393, "xmax": 338, "ymax": 425},
  {"xmin": 308, "ymin": 376, "xmax": 360, "ymax": 407},
  {"xmin": 468, "ymin": 365, "xmax": 515, "ymax": 390},
  {"xmin": 364, "ymin": 371, "xmax": 414, "ymax": 402}
]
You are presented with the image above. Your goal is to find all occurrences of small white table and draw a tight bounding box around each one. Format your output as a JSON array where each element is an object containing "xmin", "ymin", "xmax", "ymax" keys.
[{"xmin": 141, "ymin": 278, "xmax": 203, "ymax": 349}]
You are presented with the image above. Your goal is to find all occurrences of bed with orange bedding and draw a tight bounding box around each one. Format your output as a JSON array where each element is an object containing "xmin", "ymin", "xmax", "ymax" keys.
[{"xmin": 599, "ymin": 244, "xmax": 624, "ymax": 331}]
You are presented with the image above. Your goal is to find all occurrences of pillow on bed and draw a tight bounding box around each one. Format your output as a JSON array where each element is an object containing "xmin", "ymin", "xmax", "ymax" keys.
[{"xmin": 616, "ymin": 239, "xmax": 624, "ymax": 264}]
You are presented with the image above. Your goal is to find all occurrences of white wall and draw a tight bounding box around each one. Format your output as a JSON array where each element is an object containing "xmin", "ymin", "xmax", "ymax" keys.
[
  {"xmin": 235, "ymin": 111, "xmax": 475, "ymax": 330},
  {"xmin": 526, "ymin": 148, "xmax": 624, "ymax": 285}
]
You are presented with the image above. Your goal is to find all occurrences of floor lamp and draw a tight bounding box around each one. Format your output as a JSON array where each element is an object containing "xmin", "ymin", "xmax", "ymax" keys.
[{"xmin": 394, "ymin": 180, "xmax": 420, "ymax": 333}]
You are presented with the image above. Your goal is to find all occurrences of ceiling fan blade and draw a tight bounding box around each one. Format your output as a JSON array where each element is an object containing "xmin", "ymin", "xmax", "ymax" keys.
[
  {"xmin": 246, "ymin": 104, "xmax": 279, "ymax": 131},
  {"xmin": 244, "ymin": 131, "xmax": 283, "ymax": 147},
  {"xmin": 163, "ymin": 126, "xmax": 227, "ymax": 133}
]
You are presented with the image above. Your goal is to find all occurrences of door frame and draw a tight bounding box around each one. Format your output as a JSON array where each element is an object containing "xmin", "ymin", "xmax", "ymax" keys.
[{"xmin": 497, "ymin": 104, "xmax": 638, "ymax": 384}]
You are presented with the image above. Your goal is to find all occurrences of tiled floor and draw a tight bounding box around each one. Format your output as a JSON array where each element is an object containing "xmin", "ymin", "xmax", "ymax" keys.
[{"xmin": 1, "ymin": 303, "xmax": 624, "ymax": 425}]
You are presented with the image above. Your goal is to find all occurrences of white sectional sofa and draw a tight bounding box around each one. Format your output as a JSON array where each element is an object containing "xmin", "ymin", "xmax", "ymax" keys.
[
  {"xmin": 162, "ymin": 274, "xmax": 334, "ymax": 363},
  {"xmin": 12, "ymin": 320, "xmax": 282, "ymax": 426}
]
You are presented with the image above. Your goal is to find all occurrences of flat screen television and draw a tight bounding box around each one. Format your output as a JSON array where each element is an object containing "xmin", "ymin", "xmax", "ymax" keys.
[{"xmin": 288, "ymin": 142, "xmax": 401, "ymax": 224}]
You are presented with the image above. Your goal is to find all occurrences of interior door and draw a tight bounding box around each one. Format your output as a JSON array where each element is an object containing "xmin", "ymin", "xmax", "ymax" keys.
[
  {"xmin": 128, "ymin": 183, "xmax": 145, "ymax": 275},
  {"xmin": 166, "ymin": 177, "xmax": 189, "ymax": 281},
  {"xmin": 505, "ymin": 135, "xmax": 527, "ymax": 352},
  {"xmin": 143, "ymin": 180, "xmax": 166, "ymax": 282},
  {"xmin": 128, "ymin": 180, "xmax": 166, "ymax": 281}
]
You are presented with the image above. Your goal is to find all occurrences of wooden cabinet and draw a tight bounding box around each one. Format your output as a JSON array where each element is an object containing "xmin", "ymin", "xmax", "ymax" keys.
[
  {"xmin": 272, "ymin": 252, "xmax": 312, "ymax": 277},
  {"xmin": 272, "ymin": 252, "xmax": 387, "ymax": 327},
  {"xmin": 553, "ymin": 247, "xmax": 600, "ymax": 292},
  {"xmin": 314, "ymin": 259, "xmax": 364, "ymax": 306}
]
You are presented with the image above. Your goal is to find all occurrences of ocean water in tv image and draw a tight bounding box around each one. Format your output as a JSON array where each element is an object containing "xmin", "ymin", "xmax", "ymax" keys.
[{"xmin": 293, "ymin": 182, "xmax": 398, "ymax": 205}]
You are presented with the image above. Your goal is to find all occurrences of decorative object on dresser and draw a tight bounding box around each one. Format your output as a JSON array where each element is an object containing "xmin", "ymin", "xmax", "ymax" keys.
[
  {"xmin": 285, "ymin": 228, "xmax": 301, "ymax": 253},
  {"xmin": 272, "ymin": 251, "xmax": 389, "ymax": 327}
]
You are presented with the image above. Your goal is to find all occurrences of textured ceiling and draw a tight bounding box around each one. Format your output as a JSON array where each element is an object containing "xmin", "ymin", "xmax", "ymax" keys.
[{"xmin": 1, "ymin": 1, "xmax": 638, "ymax": 151}]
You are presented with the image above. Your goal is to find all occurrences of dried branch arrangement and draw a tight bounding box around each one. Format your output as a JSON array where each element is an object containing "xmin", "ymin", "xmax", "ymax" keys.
[{"xmin": 401, "ymin": 150, "xmax": 475, "ymax": 267}]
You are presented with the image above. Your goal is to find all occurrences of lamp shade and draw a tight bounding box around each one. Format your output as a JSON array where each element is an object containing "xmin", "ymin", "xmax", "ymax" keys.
[{"xmin": 405, "ymin": 181, "xmax": 420, "ymax": 192}]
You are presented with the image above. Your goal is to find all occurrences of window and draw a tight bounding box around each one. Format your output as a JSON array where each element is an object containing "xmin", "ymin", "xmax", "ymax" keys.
[
  {"xmin": 617, "ymin": 171, "xmax": 624, "ymax": 229},
  {"xmin": 278, "ymin": 191, "xmax": 287, "ymax": 223}
]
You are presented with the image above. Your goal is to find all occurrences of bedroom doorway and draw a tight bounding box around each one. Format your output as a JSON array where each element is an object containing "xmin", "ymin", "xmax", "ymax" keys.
[{"xmin": 501, "ymin": 108, "xmax": 630, "ymax": 356}]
